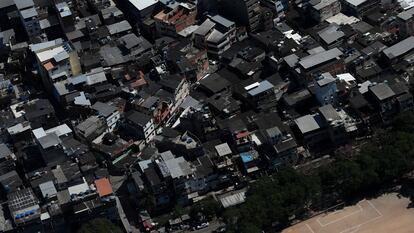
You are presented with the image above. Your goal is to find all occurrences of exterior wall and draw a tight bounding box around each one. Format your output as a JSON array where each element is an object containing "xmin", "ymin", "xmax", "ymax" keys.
[
  {"xmin": 172, "ymin": 80, "xmax": 189, "ymax": 110},
  {"xmin": 155, "ymin": 21, "xmax": 177, "ymax": 37},
  {"xmin": 326, "ymin": 122, "xmax": 347, "ymax": 145},
  {"xmin": 126, "ymin": 2, "xmax": 157, "ymax": 22},
  {"xmin": 340, "ymin": 0, "xmax": 379, "ymax": 16},
  {"xmin": 206, "ymin": 27, "xmax": 236, "ymax": 56},
  {"xmin": 303, "ymin": 129, "xmax": 329, "ymax": 148},
  {"xmin": 301, "ymin": 61, "xmax": 346, "ymax": 83},
  {"xmin": 143, "ymin": 119, "xmax": 155, "ymax": 143},
  {"xmin": 220, "ymin": 0, "xmax": 261, "ymax": 32},
  {"xmin": 106, "ymin": 111, "xmax": 120, "ymax": 132},
  {"xmin": 379, "ymin": 98, "xmax": 397, "ymax": 123},
  {"xmin": 398, "ymin": 18, "xmax": 414, "ymax": 37},
  {"xmin": 193, "ymin": 34, "xmax": 207, "ymax": 49},
  {"xmin": 37, "ymin": 46, "xmax": 80, "ymax": 93},
  {"xmin": 314, "ymin": 82, "xmax": 338, "ymax": 105},
  {"xmin": 21, "ymin": 10, "xmax": 41, "ymax": 37},
  {"xmin": 398, "ymin": 96, "xmax": 414, "ymax": 112},
  {"xmin": 69, "ymin": 50, "xmax": 81, "ymax": 76}
]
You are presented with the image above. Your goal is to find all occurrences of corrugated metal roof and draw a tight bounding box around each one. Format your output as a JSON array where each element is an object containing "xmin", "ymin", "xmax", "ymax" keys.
[
  {"xmin": 247, "ymin": 80, "xmax": 274, "ymax": 96},
  {"xmin": 209, "ymin": 15, "xmax": 234, "ymax": 28},
  {"xmin": 164, "ymin": 157, "xmax": 192, "ymax": 178},
  {"xmin": 194, "ymin": 19, "xmax": 215, "ymax": 36},
  {"xmin": 215, "ymin": 143, "xmax": 232, "ymax": 157},
  {"xmin": 369, "ymin": 83, "xmax": 395, "ymax": 101},
  {"xmin": 39, "ymin": 181, "xmax": 57, "ymax": 198},
  {"xmin": 295, "ymin": 114, "xmax": 322, "ymax": 134},
  {"xmin": 129, "ymin": 0, "xmax": 158, "ymax": 10},
  {"xmin": 299, "ymin": 48, "xmax": 343, "ymax": 69},
  {"xmin": 382, "ymin": 36, "xmax": 414, "ymax": 59},
  {"xmin": 20, "ymin": 7, "xmax": 37, "ymax": 19},
  {"xmin": 319, "ymin": 104, "xmax": 341, "ymax": 121}
]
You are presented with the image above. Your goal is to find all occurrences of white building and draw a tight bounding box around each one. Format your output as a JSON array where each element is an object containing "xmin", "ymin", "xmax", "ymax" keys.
[
  {"xmin": 30, "ymin": 39, "xmax": 81, "ymax": 92},
  {"xmin": 193, "ymin": 15, "xmax": 237, "ymax": 57},
  {"xmin": 92, "ymin": 101, "xmax": 121, "ymax": 132}
]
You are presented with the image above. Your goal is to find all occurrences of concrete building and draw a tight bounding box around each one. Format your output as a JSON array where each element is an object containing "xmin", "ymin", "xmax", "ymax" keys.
[
  {"xmin": 311, "ymin": 72, "xmax": 338, "ymax": 106},
  {"xmin": 219, "ymin": 0, "xmax": 261, "ymax": 32},
  {"xmin": 317, "ymin": 24, "xmax": 345, "ymax": 49},
  {"xmin": 397, "ymin": 7, "xmax": 414, "ymax": 38},
  {"xmin": 382, "ymin": 36, "xmax": 414, "ymax": 62},
  {"xmin": 75, "ymin": 116, "xmax": 107, "ymax": 142},
  {"xmin": 193, "ymin": 15, "xmax": 236, "ymax": 57},
  {"xmin": 126, "ymin": 0, "xmax": 159, "ymax": 22},
  {"xmin": 297, "ymin": 47, "xmax": 345, "ymax": 82},
  {"xmin": 124, "ymin": 110, "xmax": 156, "ymax": 143},
  {"xmin": 92, "ymin": 102, "xmax": 121, "ymax": 132},
  {"xmin": 153, "ymin": 3, "xmax": 197, "ymax": 37},
  {"xmin": 30, "ymin": 39, "xmax": 81, "ymax": 93},
  {"xmin": 8, "ymin": 188, "xmax": 41, "ymax": 227},
  {"xmin": 261, "ymin": 0, "xmax": 289, "ymax": 22},
  {"xmin": 17, "ymin": 0, "xmax": 41, "ymax": 38},
  {"xmin": 56, "ymin": 2, "xmax": 75, "ymax": 33},
  {"xmin": 309, "ymin": 0, "xmax": 341, "ymax": 22},
  {"xmin": 234, "ymin": 80, "xmax": 279, "ymax": 110},
  {"xmin": 340, "ymin": 0, "xmax": 379, "ymax": 16}
]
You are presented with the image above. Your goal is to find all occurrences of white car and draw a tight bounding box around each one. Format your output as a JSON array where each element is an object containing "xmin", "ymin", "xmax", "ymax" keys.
[{"xmin": 196, "ymin": 222, "xmax": 209, "ymax": 230}]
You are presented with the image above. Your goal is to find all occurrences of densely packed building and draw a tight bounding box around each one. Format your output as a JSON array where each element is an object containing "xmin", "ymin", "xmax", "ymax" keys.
[{"xmin": 0, "ymin": 0, "xmax": 413, "ymax": 232}]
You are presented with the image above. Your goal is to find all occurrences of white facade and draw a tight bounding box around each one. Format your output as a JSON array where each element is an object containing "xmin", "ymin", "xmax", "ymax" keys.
[{"xmin": 143, "ymin": 119, "xmax": 155, "ymax": 143}]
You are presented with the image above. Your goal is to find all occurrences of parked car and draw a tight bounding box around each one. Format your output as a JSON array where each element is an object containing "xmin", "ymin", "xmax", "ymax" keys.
[{"xmin": 192, "ymin": 222, "xmax": 209, "ymax": 230}]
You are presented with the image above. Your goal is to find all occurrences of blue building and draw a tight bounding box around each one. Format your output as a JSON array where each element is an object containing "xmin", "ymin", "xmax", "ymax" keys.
[
  {"xmin": 240, "ymin": 151, "xmax": 259, "ymax": 174},
  {"xmin": 311, "ymin": 72, "xmax": 338, "ymax": 106}
]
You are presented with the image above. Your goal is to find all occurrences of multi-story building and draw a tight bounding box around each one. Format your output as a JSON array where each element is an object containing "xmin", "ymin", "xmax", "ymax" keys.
[
  {"xmin": 8, "ymin": 188, "xmax": 41, "ymax": 227},
  {"xmin": 56, "ymin": 2, "xmax": 75, "ymax": 33},
  {"xmin": 317, "ymin": 24, "xmax": 345, "ymax": 49},
  {"xmin": 296, "ymin": 47, "xmax": 345, "ymax": 83},
  {"xmin": 340, "ymin": 0, "xmax": 379, "ymax": 17},
  {"xmin": 153, "ymin": 3, "xmax": 197, "ymax": 37},
  {"xmin": 30, "ymin": 39, "xmax": 81, "ymax": 93},
  {"xmin": 158, "ymin": 74, "xmax": 190, "ymax": 113},
  {"xmin": 0, "ymin": 0, "xmax": 16, "ymax": 30},
  {"xmin": 32, "ymin": 124, "xmax": 73, "ymax": 167},
  {"xmin": 100, "ymin": 6, "xmax": 125, "ymax": 25},
  {"xmin": 367, "ymin": 82, "xmax": 413, "ymax": 123},
  {"xmin": 234, "ymin": 80, "xmax": 279, "ymax": 111},
  {"xmin": 397, "ymin": 8, "xmax": 414, "ymax": 38},
  {"xmin": 75, "ymin": 116, "xmax": 107, "ymax": 142},
  {"xmin": 125, "ymin": 0, "xmax": 160, "ymax": 22},
  {"xmin": 310, "ymin": 72, "xmax": 338, "ymax": 106},
  {"xmin": 219, "ymin": 0, "xmax": 262, "ymax": 32},
  {"xmin": 309, "ymin": 0, "xmax": 341, "ymax": 22},
  {"xmin": 262, "ymin": 126, "xmax": 298, "ymax": 169},
  {"xmin": 260, "ymin": 0, "xmax": 289, "ymax": 22},
  {"xmin": 124, "ymin": 110, "xmax": 156, "ymax": 144},
  {"xmin": 16, "ymin": 0, "xmax": 41, "ymax": 38},
  {"xmin": 382, "ymin": 36, "xmax": 414, "ymax": 63},
  {"xmin": 193, "ymin": 15, "xmax": 237, "ymax": 57},
  {"xmin": 92, "ymin": 102, "xmax": 121, "ymax": 132}
]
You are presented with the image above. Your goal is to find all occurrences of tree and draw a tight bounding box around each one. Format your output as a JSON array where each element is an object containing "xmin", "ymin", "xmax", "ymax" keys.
[
  {"xmin": 172, "ymin": 204, "xmax": 185, "ymax": 219},
  {"xmin": 224, "ymin": 112, "xmax": 414, "ymax": 232},
  {"xmin": 190, "ymin": 197, "xmax": 221, "ymax": 221},
  {"xmin": 393, "ymin": 112, "xmax": 414, "ymax": 133},
  {"xmin": 78, "ymin": 218, "xmax": 123, "ymax": 233}
]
